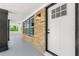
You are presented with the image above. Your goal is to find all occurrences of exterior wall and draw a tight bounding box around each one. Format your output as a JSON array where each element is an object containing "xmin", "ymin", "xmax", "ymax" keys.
[
  {"xmin": 22, "ymin": 34, "xmax": 34, "ymax": 43},
  {"xmin": 22, "ymin": 8, "xmax": 46, "ymax": 54},
  {"xmin": 33, "ymin": 8, "xmax": 46, "ymax": 53}
]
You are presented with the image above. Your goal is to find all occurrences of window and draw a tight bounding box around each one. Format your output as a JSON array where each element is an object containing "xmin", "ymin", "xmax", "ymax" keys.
[
  {"xmin": 23, "ymin": 21, "xmax": 26, "ymax": 34},
  {"xmin": 51, "ymin": 9, "xmax": 55, "ymax": 19},
  {"xmin": 61, "ymin": 4, "xmax": 67, "ymax": 10},
  {"xmin": 26, "ymin": 19, "xmax": 30, "ymax": 35},
  {"xmin": 56, "ymin": 7, "xmax": 60, "ymax": 12},
  {"xmin": 29, "ymin": 16, "xmax": 34, "ymax": 36},
  {"xmin": 61, "ymin": 10, "xmax": 67, "ymax": 16},
  {"xmin": 52, "ymin": 9, "xmax": 55, "ymax": 14},
  {"xmin": 51, "ymin": 4, "xmax": 67, "ymax": 19},
  {"xmin": 23, "ymin": 16, "xmax": 34, "ymax": 36},
  {"xmin": 56, "ymin": 12, "xmax": 60, "ymax": 17},
  {"xmin": 56, "ymin": 7, "xmax": 60, "ymax": 17},
  {"xmin": 61, "ymin": 4, "xmax": 67, "ymax": 16},
  {"xmin": 23, "ymin": 22, "xmax": 25, "ymax": 33},
  {"xmin": 52, "ymin": 14, "xmax": 55, "ymax": 19}
]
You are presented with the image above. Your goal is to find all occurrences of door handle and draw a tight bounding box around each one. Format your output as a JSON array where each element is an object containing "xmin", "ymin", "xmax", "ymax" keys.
[
  {"xmin": 47, "ymin": 29, "xmax": 50, "ymax": 34},
  {"xmin": 47, "ymin": 31, "xmax": 50, "ymax": 34}
]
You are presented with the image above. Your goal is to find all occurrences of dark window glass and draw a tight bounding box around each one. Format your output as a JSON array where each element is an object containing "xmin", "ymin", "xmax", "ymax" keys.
[
  {"xmin": 23, "ymin": 16, "xmax": 34, "ymax": 36},
  {"xmin": 26, "ymin": 19, "xmax": 30, "ymax": 35},
  {"xmin": 51, "ymin": 9, "xmax": 55, "ymax": 14},
  {"xmin": 32, "ymin": 23, "xmax": 34, "ymax": 26},
  {"xmin": 52, "ymin": 14, "xmax": 55, "ymax": 19},
  {"xmin": 29, "ymin": 16, "xmax": 34, "ymax": 36},
  {"xmin": 56, "ymin": 7, "xmax": 60, "ymax": 12},
  {"xmin": 23, "ymin": 21, "xmax": 27, "ymax": 34},
  {"xmin": 30, "ymin": 28, "xmax": 34, "ymax": 36},
  {"xmin": 56, "ymin": 12, "xmax": 60, "ymax": 17},
  {"xmin": 61, "ymin": 4, "xmax": 67, "ymax": 10},
  {"xmin": 51, "ymin": 4, "xmax": 67, "ymax": 19},
  {"xmin": 61, "ymin": 10, "xmax": 67, "ymax": 16},
  {"xmin": 23, "ymin": 22, "xmax": 25, "ymax": 33}
]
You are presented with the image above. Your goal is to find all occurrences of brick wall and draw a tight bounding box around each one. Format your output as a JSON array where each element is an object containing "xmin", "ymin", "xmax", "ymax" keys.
[{"xmin": 22, "ymin": 8, "xmax": 46, "ymax": 54}]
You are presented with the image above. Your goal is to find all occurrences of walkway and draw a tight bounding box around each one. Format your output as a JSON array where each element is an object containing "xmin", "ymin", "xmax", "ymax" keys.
[{"xmin": 0, "ymin": 32, "xmax": 42, "ymax": 56}]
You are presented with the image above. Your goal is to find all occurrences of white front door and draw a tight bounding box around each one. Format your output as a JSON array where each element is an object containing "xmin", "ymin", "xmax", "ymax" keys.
[{"xmin": 47, "ymin": 3, "xmax": 75, "ymax": 56}]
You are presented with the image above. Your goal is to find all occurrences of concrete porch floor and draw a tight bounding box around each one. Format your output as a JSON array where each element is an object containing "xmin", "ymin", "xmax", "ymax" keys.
[{"xmin": 0, "ymin": 32, "xmax": 42, "ymax": 56}]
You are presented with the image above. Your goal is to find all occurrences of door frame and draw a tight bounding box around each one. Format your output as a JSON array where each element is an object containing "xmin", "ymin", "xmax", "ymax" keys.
[{"xmin": 45, "ymin": 3, "xmax": 79, "ymax": 56}]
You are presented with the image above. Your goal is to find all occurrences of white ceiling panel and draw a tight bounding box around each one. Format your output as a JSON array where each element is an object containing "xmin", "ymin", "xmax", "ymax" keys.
[{"xmin": 0, "ymin": 3, "xmax": 46, "ymax": 23}]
